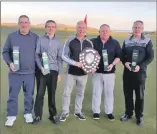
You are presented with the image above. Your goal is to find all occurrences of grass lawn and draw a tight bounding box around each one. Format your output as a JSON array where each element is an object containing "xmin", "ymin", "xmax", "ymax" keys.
[{"xmin": 1, "ymin": 27, "xmax": 156, "ymax": 134}]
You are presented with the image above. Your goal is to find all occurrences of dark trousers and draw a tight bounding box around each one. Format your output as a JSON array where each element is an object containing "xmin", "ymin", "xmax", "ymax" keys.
[
  {"xmin": 123, "ymin": 70, "xmax": 146, "ymax": 119},
  {"xmin": 34, "ymin": 70, "xmax": 58, "ymax": 118},
  {"xmin": 7, "ymin": 73, "xmax": 35, "ymax": 116},
  {"xmin": 23, "ymin": 70, "xmax": 40, "ymax": 93},
  {"xmin": 35, "ymin": 69, "xmax": 41, "ymax": 92}
]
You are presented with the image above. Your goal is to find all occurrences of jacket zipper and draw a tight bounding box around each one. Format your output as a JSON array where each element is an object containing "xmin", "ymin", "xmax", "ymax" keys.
[{"xmin": 80, "ymin": 40, "xmax": 83, "ymax": 51}]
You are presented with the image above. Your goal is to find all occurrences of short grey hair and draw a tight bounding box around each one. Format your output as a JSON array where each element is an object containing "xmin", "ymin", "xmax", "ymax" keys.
[
  {"xmin": 133, "ymin": 20, "xmax": 144, "ymax": 25},
  {"xmin": 99, "ymin": 24, "xmax": 110, "ymax": 31},
  {"xmin": 18, "ymin": 15, "xmax": 29, "ymax": 23},
  {"xmin": 76, "ymin": 21, "xmax": 86, "ymax": 28}
]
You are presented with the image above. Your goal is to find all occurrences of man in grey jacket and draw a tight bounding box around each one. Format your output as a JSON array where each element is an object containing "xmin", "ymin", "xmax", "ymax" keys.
[
  {"xmin": 32, "ymin": 20, "xmax": 63, "ymax": 124},
  {"xmin": 2, "ymin": 15, "xmax": 38, "ymax": 127},
  {"xmin": 59, "ymin": 21, "xmax": 93, "ymax": 121}
]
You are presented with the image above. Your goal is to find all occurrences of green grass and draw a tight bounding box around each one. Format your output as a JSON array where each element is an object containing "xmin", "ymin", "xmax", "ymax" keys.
[{"xmin": 1, "ymin": 27, "xmax": 156, "ymax": 134}]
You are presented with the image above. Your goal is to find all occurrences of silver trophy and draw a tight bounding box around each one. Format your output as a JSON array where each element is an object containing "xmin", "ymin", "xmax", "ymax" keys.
[{"xmin": 79, "ymin": 48, "xmax": 100, "ymax": 73}]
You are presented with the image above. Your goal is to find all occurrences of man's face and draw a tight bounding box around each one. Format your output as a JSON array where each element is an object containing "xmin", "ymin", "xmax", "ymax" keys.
[
  {"xmin": 76, "ymin": 22, "xmax": 87, "ymax": 37},
  {"xmin": 132, "ymin": 22, "xmax": 143, "ymax": 36},
  {"xmin": 45, "ymin": 22, "xmax": 56, "ymax": 35},
  {"xmin": 18, "ymin": 17, "xmax": 30, "ymax": 33},
  {"xmin": 99, "ymin": 25, "xmax": 111, "ymax": 40}
]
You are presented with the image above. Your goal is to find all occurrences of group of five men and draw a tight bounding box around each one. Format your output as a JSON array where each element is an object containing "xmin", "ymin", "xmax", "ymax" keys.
[{"xmin": 2, "ymin": 15, "xmax": 154, "ymax": 127}]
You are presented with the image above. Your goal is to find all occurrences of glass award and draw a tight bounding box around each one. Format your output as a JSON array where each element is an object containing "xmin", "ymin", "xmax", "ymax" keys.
[
  {"xmin": 102, "ymin": 49, "xmax": 109, "ymax": 71},
  {"xmin": 42, "ymin": 52, "xmax": 50, "ymax": 74},
  {"xmin": 131, "ymin": 49, "xmax": 139, "ymax": 71},
  {"xmin": 13, "ymin": 46, "xmax": 20, "ymax": 71}
]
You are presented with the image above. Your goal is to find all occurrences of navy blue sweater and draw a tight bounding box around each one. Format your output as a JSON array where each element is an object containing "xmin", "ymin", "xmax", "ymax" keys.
[{"xmin": 2, "ymin": 30, "xmax": 39, "ymax": 74}]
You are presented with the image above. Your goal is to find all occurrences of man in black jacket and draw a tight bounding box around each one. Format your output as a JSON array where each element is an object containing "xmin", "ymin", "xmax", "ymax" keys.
[
  {"xmin": 120, "ymin": 20, "xmax": 154, "ymax": 126},
  {"xmin": 91, "ymin": 24, "xmax": 121, "ymax": 121},
  {"xmin": 59, "ymin": 21, "xmax": 93, "ymax": 121}
]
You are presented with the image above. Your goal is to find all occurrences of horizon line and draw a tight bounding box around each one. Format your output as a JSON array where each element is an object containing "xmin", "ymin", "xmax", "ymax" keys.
[{"xmin": 1, "ymin": 22, "xmax": 155, "ymax": 32}]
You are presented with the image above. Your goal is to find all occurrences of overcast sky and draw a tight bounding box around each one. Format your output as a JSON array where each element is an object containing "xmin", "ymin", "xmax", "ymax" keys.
[{"xmin": 1, "ymin": 2, "xmax": 156, "ymax": 31}]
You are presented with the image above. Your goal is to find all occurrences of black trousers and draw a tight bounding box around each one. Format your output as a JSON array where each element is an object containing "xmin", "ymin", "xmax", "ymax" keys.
[
  {"xmin": 34, "ymin": 70, "xmax": 58, "ymax": 118},
  {"xmin": 35, "ymin": 69, "xmax": 41, "ymax": 92},
  {"xmin": 123, "ymin": 70, "xmax": 146, "ymax": 119}
]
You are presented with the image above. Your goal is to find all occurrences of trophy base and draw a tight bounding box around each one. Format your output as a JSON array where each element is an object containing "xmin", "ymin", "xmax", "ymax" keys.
[
  {"xmin": 131, "ymin": 66, "xmax": 136, "ymax": 71},
  {"xmin": 14, "ymin": 65, "xmax": 19, "ymax": 71},
  {"xmin": 44, "ymin": 69, "xmax": 50, "ymax": 74},
  {"xmin": 104, "ymin": 65, "xmax": 109, "ymax": 71}
]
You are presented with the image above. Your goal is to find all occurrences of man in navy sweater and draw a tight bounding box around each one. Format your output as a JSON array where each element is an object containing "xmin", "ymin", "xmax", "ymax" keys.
[{"xmin": 2, "ymin": 15, "xmax": 38, "ymax": 127}]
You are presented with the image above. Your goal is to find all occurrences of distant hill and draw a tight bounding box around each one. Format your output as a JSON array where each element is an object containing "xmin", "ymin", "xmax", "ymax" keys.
[
  {"xmin": 1, "ymin": 22, "xmax": 98, "ymax": 34},
  {"xmin": 1, "ymin": 22, "xmax": 155, "ymax": 36},
  {"xmin": 128, "ymin": 31, "xmax": 157, "ymax": 36},
  {"xmin": 1, "ymin": 23, "xmax": 17, "ymax": 27},
  {"xmin": 144, "ymin": 31, "xmax": 157, "ymax": 35}
]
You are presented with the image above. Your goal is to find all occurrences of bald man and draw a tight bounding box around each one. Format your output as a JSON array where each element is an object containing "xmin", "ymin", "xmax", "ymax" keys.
[
  {"xmin": 59, "ymin": 21, "xmax": 93, "ymax": 121},
  {"xmin": 91, "ymin": 24, "xmax": 121, "ymax": 121}
]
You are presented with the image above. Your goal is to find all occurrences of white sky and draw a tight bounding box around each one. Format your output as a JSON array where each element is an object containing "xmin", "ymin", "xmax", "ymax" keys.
[{"xmin": 1, "ymin": 2, "xmax": 156, "ymax": 31}]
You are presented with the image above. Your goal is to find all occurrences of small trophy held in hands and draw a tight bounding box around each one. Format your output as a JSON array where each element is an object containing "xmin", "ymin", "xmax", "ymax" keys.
[
  {"xmin": 131, "ymin": 49, "xmax": 139, "ymax": 71},
  {"xmin": 102, "ymin": 49, "xmax": 109, "ymax": 71},
  {"xmin": 42, "ymin": 52, "xmax": 50, "ymax": 75},
  {"xmin": 13, "ymin": 46, "xmax": 20, "ymax": 71}
]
